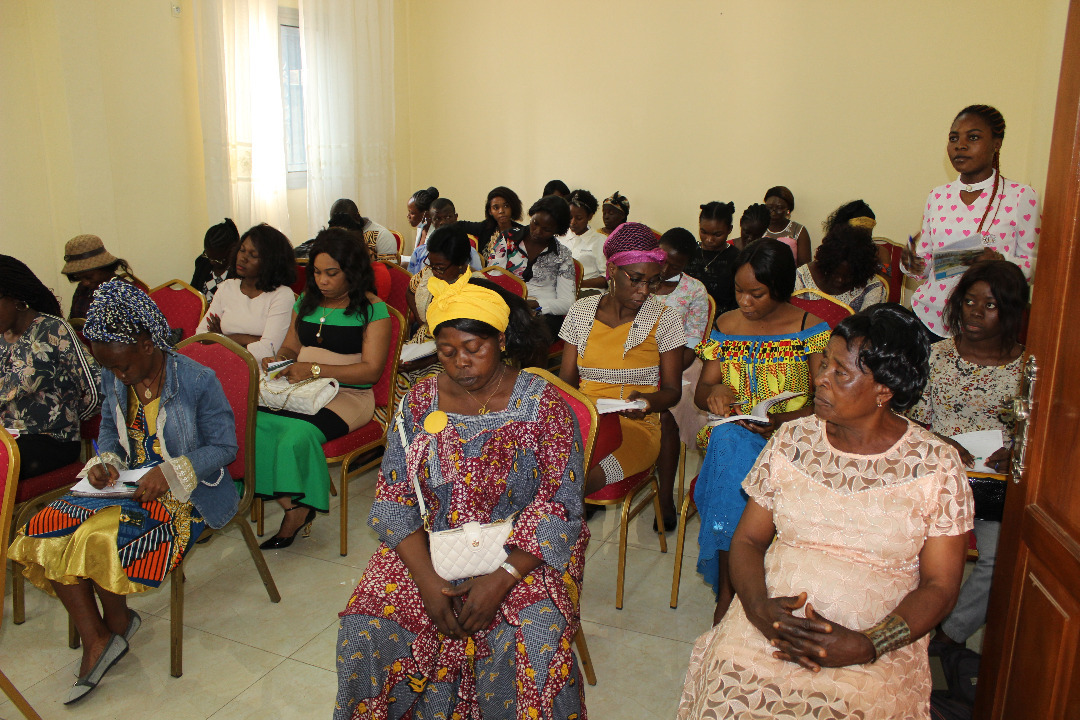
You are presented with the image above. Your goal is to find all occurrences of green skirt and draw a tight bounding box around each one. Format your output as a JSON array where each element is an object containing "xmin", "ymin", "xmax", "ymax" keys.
[{"xmin": 254, "ymin": 412, "xmax": 331, "ymax": 511}]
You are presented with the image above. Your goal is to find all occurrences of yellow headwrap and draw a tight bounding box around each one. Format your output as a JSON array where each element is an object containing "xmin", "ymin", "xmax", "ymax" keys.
[
  {"xmin": 849, "ymin": 216, "xmax": 877, "ymax": 231},
  {"xmin": 426, "ymin": 272, "xmax": 510, "ymax": 332}
]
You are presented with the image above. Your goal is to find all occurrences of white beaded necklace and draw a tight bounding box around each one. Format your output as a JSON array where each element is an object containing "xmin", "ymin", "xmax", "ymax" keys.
[{"xmin": 959, "ymin": 170, "xmax": 996, "ymax": 194}]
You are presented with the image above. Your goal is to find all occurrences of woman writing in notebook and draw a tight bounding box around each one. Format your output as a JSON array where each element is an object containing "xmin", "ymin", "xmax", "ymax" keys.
[{"xmin": 8, "ymin": 280, "xmax": 239, "ymax": 703}]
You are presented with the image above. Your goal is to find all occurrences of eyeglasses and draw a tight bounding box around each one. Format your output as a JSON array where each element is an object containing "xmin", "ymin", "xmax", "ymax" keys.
[
  {"xmin": 423, "ymin": 259, "xmax": 455, "ymax": 275},
  {"xmin": 200, "ymin": 252, "xmax": 229, "ymax": 268},
  {"xmin": 619, "ymin": 268, "xmax": 663, "ymax": 292}
]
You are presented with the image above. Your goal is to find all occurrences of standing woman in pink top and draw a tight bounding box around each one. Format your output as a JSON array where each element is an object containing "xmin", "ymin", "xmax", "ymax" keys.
[{"xmin": 903, "ymin": 104, "xmax": 1040, "ymax": 338}]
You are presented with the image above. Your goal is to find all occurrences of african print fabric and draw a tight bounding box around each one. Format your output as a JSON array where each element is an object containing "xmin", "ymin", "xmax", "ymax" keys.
[{"xmin": 336, "ymin": 372, "xmax": 589, "ymax": 720}]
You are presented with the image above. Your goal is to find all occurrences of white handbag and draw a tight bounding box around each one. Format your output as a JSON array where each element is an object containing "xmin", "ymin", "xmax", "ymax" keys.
[
  {"xmin": 259, "ymin": 376, "xmax": 340, "ymax": 414},
  {"xmin": 395, "ymin": 400, "xmax": 514, "ymax": 581}
]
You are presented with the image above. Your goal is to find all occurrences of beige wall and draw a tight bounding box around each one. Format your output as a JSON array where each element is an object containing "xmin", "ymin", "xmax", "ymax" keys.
[
  {"xmin": 0, "ymin": 0, "xmax": 207, "ymax": 310},
  {"xmin": 399, "ymin": 0, "xmax": 1069, "ymax": 250},
  {"xmin": 1, "ymin": 0, "xmax": 1070, "ymax": 306}
]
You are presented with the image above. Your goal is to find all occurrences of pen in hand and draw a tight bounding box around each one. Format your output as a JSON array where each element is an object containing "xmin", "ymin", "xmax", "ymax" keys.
[{"xmin": 91, "ymin": 439, "xmax": 114, "ymax": 487}]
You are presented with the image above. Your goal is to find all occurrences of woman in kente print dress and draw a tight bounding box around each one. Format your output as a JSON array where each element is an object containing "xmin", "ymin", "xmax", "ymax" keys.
[
  {"xmin": 694, "ymin": 239, "xmax": 828, "ymax": 622},
  {"xmin": 336, "ymin": 273, "xmax": 589, "ymax": 720},
  {"xmin": 8, "ymin": 280, "xmax": 238, "ymax": 704}
]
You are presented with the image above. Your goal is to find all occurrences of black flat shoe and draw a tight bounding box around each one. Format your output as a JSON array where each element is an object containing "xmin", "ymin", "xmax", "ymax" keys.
[
  {"xmin": 653, "ymin": 515, "xmax": 678, "ymax": 533},
  {"xmin": 259, "ymin": 506, "xmax": 316, "ymax": 550}
]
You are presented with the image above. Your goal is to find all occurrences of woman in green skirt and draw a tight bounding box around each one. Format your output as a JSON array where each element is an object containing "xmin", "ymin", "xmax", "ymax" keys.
[{"xmin": 256, "ymin": 229, "xmax": 391, "ymax": 548}]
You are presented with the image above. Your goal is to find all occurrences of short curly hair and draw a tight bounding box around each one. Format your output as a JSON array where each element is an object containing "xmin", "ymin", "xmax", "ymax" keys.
[
  {"xmin": 831, "ymin": 304, "xmax": 930, "ymax": 411},
  {"xmin": 814, "ymin": 224, "xmax": 879, "ymax": 293}
]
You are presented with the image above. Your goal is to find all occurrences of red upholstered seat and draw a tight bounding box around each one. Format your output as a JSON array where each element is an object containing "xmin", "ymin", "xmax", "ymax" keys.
[
  {"xmin": 381, "ymin": 261, "xmax": 412, "ymax": 319},
  {"xmin": 789, "ymin": 289, "xmax": 854, "ymax": 329},
  {"xmin": 149, "ymin": 280, "xmax": 207, "ymax": 342},
  {"xmin": 14, "ymin": 463, "xmax": 80, "ymax": 504},
  {"xmin": 176, "ymin": 340, "xmax": 250, "ymax": 479},
  {"xmin": 321, "ymin": 421, "xmax": 385, "ymax": 457},
  {"xmin": 584, "ymin": 468, "xmax": 652, "ymax": 502},
  {"xmin": 588, "ymin": 413, "xmax": 622, "ymax": 472},
  {"xmin": 480, "ymin": 266, "xmax": 528, "ymax": 298}
]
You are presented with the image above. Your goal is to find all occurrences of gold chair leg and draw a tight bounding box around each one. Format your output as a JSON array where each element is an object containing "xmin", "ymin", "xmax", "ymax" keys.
[
  {"xmin": 650, "ymin": 479, "xmax": 668, "ymax": 554},
  {"xmin": 170, "ymin": 565, "xmax": 185, "ymax": 678},
  {"xmin": 573, "ymin": 627, "xmax": 597, "ymax": 686},
  {"xmin": 616, "ymin": 494, "xmax": 632, "ymax": 610},
  {"xmin": 11, "ymin": 562, "xmax": 25, "ymax": 625},
  {"xmin": 670, "ymin": 491, "xmax": 696, "ymax": 609},
  {"xmin": 0, "ymin": 667, "xmax": 43, "ymax": 720},
  {"xmin": 255, "ymin": 497, "xmax": 264, "ymax": 537},
  {"xmin": 676, "ymin": 442, "xmax": 686, "ymax": 504},
  {"xmin": 340, "ymin": 466, "xmax": 349, "ymax": 557},
  {"xmin": 235, "ymin": 519, "xmax": 282, "ymax": 603},
  {"xmin": 68, "ymin": 615, "xmax": 79, "ymax": 649},
  {"xmin": 329, "ymin": 479, "xmax": 338, "ymax": 497}
]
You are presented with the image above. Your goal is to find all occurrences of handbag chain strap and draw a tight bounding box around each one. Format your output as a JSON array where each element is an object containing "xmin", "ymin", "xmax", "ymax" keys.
[
  {"xmin": 395, "ymin": 398, "xmax": 433, "ymax": 528},
  {"xmin": 262, "ymin": 376, "xmax": 317, "ymax": 412}
]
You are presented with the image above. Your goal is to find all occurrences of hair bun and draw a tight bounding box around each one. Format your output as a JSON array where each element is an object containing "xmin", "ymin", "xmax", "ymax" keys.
[
  {"xmin": 427, "ymin": 186, "xmax": 439, "ymax": 198},
  {"xmin": 724, "ymin": 202, "xmax": 735, "ymax": 212}
]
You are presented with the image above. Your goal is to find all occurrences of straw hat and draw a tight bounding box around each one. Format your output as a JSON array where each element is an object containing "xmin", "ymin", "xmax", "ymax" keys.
[{"xmin": 61, "ymin": 235, "xmax": 119, "ymax": 276}]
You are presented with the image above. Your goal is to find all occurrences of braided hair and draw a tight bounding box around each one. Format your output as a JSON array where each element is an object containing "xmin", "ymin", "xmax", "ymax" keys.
[
  {"xmin": 955, "ymin": 104, "xmax": 1007, "ymax": 235},
  {"xmin": 699, "ymin": 201, "xmax": 736, "ymax": 228},
  {"xmin": 0, "ymin": 255, "xmax": 62, "ymax": 316},
  {"xmin": 410, "ymin": 186, "xmax": 440, "ymax": 213}
]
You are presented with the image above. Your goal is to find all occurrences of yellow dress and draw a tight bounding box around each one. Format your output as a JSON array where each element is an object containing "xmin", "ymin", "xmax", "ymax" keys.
[
  {"xmin": 560, "ymin": 293, "xmax": 685, "ymax": 484},
  {"xmin": 9, "ymin": 392, "xmax": 204, "ymax": 595}
]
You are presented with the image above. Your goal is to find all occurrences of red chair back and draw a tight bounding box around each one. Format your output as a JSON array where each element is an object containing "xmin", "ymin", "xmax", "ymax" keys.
[
  {"xmin": 390, "ymin": 230, "xmax": 404, "ymax": 256},
  {"xmin": 175, "ymin": 335, "xmax": 257, "ymax": 506},
  {"xmin": 790, "ymin": 289, "xmax": 854, "ymax": 329},
  {"xmin": 381, "ymin": 262, "xmax": 412, "ymax": 319},
  {"xmin": 875, "ymin": 238, "xmax": 904, "ymax": 304},
  {"xmin": 291, "ymin": 262, "xmax": 308, "ymax": 296},
  {"xmin": 373, "ymin": 305, "xmax": 405, "ymax": 410},
  {"xmin": 0, "ymin": 430, "xmax": 23, "ymax": 618},
  {"xmin": 523, "ymin": 368, "xmax": 598, "ymax": 470},
  {"xmin": 481, "ymin": 266, "xmax": 528, "ymax": 298},
  {"xmin": 149, "ymin": 280, "xmax": 208, "ymax": 342}
]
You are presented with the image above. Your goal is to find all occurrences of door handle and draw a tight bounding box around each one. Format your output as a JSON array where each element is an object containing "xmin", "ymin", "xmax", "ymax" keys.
[{"xmin": 1011, "ymin": 356, "xmax": 1037, "ymax": 482}]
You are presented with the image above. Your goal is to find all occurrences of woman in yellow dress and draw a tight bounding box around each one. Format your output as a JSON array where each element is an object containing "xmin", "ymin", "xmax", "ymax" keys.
[{"xmin": 559, "ymin": 222, "xmax": 685, "ymax": 494}]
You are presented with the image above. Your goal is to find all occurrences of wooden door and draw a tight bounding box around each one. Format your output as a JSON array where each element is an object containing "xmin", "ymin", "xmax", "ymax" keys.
[{"xmin": 975, "ymin": 1, "xmax": 1080, "ymax": 717}]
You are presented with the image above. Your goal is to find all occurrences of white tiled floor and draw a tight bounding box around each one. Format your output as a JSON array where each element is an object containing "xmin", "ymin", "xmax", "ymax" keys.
[{"xmin": 0, "ymin": 459, "xmax": 717, "ymax": 720}]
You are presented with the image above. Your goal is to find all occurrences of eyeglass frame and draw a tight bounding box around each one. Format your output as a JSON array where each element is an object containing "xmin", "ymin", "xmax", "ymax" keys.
[{"xmin": 618, "ymin": 267, "xmax": 663, "ymax": 292}]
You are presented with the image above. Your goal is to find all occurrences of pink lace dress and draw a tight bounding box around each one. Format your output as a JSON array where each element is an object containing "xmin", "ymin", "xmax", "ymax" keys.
[{"xmin": 679, "ymin": 415, "xmax": 974, "ymax": 720}]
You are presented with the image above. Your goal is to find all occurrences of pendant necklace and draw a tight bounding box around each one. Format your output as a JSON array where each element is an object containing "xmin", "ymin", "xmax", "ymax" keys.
[
  {"xmin": 141, "ymin": 355, "xmax": 165, "ymax": 401},
  {"xmin": 960, "ymin": 171, "xmax": 995, "ymax": 194},
  {"xmin": 316, "ymin": 296, "xmax": 347, "ymax": 343},
  {"xmin": 465, "ymin": 364, "xmax": 506, "ymax": 415}
]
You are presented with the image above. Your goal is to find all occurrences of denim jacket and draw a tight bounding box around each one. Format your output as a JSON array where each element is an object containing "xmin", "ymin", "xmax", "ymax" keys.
[{"xmin": 95, "ymin": 352, "xmax": 239, "ymax": 529}]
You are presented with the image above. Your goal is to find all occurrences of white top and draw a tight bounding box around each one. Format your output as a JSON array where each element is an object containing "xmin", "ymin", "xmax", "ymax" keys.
[
  {"xmin": 195, "ymin": 280, "xmax": 294, "ymax": 363},
  {"xmin": 364, "ymin": 219, "xmax": 399, "ymax": 260},
  {"xmin": 907, "ymin": 173, "xmax": 1040, "ymax": 337},
  {"xmin": 558, "ymin": 227, "xmax": 606, "ymax": 280}
]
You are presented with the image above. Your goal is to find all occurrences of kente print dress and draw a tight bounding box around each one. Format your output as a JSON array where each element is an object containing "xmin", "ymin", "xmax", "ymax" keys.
[
  {"xmin": 694, "ymin": 319, "xmax": 830, "ymax": 593},
  {"xmin": 679, "ymin": 416, "xmax": 974, "ymax": 719},
  {"xmin": 559, "ymin": 293, "xmax": 685, "ymax": 485},
  {"xmin": 910, "ymin": 172, "xmax": 1040, "ymax": 337},
  {"xmin": 9, "ymin": 389, "xmax": 206, "ymax": 595},
  {"xmin": 335, "ymin": 371, "xmax": 589, "ymax": 720}
]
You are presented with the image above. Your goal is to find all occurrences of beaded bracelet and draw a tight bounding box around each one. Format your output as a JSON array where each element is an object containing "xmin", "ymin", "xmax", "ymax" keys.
[{"xmin": 861, "ymin": 613, "xmax": 911, "ymax": 662}]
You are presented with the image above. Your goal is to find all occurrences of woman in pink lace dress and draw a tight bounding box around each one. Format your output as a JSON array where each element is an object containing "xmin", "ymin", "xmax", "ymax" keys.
[{"xmin": 679, "ymin": 304, "xmax": 974, "ymax": 720}]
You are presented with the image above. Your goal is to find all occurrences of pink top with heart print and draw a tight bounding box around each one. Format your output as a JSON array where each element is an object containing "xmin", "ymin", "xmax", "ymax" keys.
[{"xmin": 910, "ymin": 173, "xmax": 1040, "ymax": 337}]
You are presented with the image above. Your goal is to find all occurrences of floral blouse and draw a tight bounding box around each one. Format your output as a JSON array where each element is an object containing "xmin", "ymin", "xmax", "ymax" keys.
[
  {"xmin": 908, "ymin": 338, "xmax": 1024, "ymax": 441},
  {"xmin": 658, "ymin": 273, "xmax": 711, "ymax": 347},
  {"xmin": 0, "ymin": 314, "xmax": 101, "ymax": 441},
  {"xmin": 486, "ymin": 230, "xmax": 576, "ymax": 316}
]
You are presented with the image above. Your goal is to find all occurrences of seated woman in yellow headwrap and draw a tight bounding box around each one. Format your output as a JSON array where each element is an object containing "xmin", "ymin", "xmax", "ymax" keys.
[{"xmin": 335, "ymin": 273, "xmax": 590, "ymax": 720}]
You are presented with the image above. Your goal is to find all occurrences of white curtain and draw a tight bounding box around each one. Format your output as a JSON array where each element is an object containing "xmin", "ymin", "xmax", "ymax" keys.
[
  {"xmin": 195, "ymin": 0, "xmax": 291, "ymax": 234},
  {"xmin": 299, "ymin": 0, "xmax": 395, "ymax": 239}
]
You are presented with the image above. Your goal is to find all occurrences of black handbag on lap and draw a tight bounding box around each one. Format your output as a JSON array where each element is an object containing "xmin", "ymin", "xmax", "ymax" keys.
[{"xmin": 968, "ymin": 474, "xmax": 1007, "ymax": 522}]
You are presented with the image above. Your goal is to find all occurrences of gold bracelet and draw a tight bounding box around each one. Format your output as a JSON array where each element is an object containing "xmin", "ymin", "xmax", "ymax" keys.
[
  {"xmin": 861, "ymin": 613, "xmax": 911, "ymax": 662},
  {"xmin": 500, "ymin": 561, "xmax": 522, "ymax": 581}
]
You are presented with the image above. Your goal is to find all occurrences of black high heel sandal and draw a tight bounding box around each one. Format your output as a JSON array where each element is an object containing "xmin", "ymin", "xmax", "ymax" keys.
[{"xmin": 259, "ymin": 504, "xmax": 316, "ymax": 549}]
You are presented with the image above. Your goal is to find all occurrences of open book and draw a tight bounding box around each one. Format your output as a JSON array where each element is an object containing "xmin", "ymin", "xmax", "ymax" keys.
[
  {"xmin": 69, "ymin": 467, "xmax": 153, "ymax": 498},
  {"xmin": 932, "ymin": 234, "xmax": 985, "ymax": 281},
  {"xmin": 951, "ymin": 429, "xmax": 1005, "ymax": 474},
  {"xmin": 707, "ymin": 391, "xmax": 804, "ymax": 427},
  {"xmin": 400, "ymin": 340, "xmax": 438, "ymax": 363},
  {"xmin": 595, "ymin": 398, "xmax": 648, "ymax": 414}
]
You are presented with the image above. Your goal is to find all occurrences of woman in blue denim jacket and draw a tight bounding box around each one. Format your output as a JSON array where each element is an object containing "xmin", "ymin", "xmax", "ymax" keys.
[{"xmin": 8, "ymin": 280, "xmax": 238, "ymax": 704}]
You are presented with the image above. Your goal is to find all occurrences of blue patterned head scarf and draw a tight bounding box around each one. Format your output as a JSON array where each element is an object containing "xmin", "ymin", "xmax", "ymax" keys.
[{"xmin": 83, "ymin": 279, "xmax": 173, "ymax": 349}]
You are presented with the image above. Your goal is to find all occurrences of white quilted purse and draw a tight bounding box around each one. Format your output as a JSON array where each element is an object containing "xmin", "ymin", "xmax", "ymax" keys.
[
  {"xmin": 396, "ymin": 400, "xmax": 514, "ymax": 581},
  {"xmin": 258, "ymin": 376, "xmax": 339, "ymax": 414}
]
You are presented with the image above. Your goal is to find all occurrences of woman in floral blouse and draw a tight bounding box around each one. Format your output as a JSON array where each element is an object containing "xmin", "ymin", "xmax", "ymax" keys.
[
  {"xmin": 0, "ymin": 255, "xmax": 100, "ymax": 478},
  {"xmin": 908, "ymin": 260, "xmax": 1027, "ymax": 652}
]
